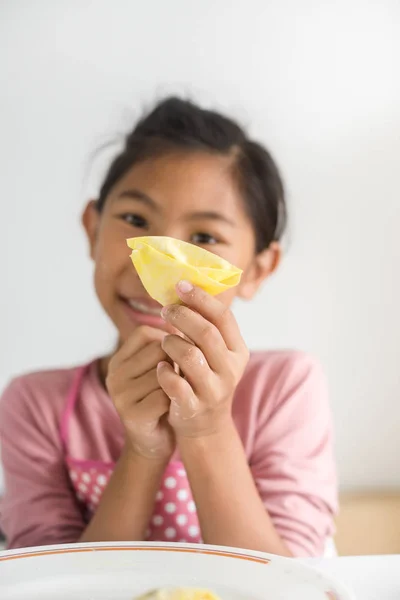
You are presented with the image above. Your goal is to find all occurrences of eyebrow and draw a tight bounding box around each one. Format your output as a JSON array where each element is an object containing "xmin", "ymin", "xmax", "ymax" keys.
[
  {"xmin": 118, "ymin": 189, "xmax": 236, "ymax": 226},
  {"xmin": 118, "ymin": 189, "xmax": 159, "ymax": 210},
  {"xmin": 185, "ymin": 211, "xmax": 236, "ymax": 227}
]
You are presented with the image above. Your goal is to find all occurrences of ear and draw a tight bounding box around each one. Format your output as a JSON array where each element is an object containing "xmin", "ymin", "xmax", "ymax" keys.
[
  {"xmin": 82, "ymin": 200, "xmax": 100, "ymax": 260},
  {"xmin": 237, "ymin": 242, "xmax": 282, "ymax": 300}
]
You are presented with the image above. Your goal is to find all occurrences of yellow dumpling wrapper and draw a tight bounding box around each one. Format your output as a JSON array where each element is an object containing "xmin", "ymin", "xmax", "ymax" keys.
[
  {"xmin": 127, "ymin": 236, "xmax": 242, "ymax": 306},
  {"xmin": 135, "ymin": 588, "xmax": 221, "ymax": 600}
]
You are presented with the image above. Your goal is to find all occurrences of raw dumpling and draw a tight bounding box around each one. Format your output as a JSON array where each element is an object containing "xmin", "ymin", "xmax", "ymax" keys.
[
  {"xmin": 127, "ymin": 236, "xmax": 242, "ymax": 306},
  {"xmin": 135, "ymin": 588, "xmax": 221, "ymax": 600}
]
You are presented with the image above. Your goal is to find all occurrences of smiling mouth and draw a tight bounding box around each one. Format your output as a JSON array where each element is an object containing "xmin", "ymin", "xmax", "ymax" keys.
[{"xmin": 125, "ymin": 299, "xmax": 162, "ymax": 316}]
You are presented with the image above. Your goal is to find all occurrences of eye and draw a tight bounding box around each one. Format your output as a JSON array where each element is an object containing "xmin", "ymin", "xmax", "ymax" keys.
[
  {"xmin": 191, "ymin": 232, "xmax": 219, "ymax": 245},
  {"xmin": 119, "ymin": 213, "xmax": 149, "ymax": 229}
]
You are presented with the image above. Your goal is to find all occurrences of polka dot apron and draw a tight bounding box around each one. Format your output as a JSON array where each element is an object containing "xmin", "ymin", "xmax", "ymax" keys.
[{"xmin": 61, "ymin": 364, "xmax": 202, "ymax": 543}]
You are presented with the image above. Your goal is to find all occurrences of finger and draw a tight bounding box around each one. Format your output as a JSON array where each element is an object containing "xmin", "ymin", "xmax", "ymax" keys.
[
  {"xmin": 112, "ymin": 340, "xmax": 170, "ymax": 383},
  {"xmin": 111, "ymin": 326, "xmax": 167, "ymax": 369},
  {"xmin": 133, "ymin": 388, "xmax": 171, "ymax": 424},
  {"xmin": 157, "ymin": 361, "xmax": 200, "ymax": 420},
  {"xmin": 174, "ymin": 281, "xmax": 247, "ymax": 354},
  {"xmin": 109, "ymin": 367, "xmax": 160, "ymax": 407},
  {"xmin": 161, "ymin": 303, "xmax": 227, "ymax": 373},
  {"xmin": 161, "ymin": 335, "xmax": 216, "ymax": 396}
]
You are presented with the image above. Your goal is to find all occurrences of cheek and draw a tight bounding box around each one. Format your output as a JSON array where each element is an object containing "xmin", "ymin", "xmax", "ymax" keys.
[
  {"xmin": 214, "ymin": 254, "xmax": 256, "ymax": 307},
  {"xmin": 231, "ymin": 246, "xmax": 256, "ymax": 271},
  {"xmin": 92, "ymin": 229, "xmax": 128, "ymax": 293},
  {"xmin": 216, "ymin": 288, "xmax": 238, "ymax": 307},
  {"xmin": 93, "ymin": 256, "xmax": 113, "ymax": 296}
]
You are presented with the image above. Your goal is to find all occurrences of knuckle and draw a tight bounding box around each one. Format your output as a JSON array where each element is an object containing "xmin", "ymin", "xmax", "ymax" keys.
[
  {"xmin": 182, "ymin": 344, "xmax": 203, "ymax": 366},
  {"xmin": 218, "ymin": 306, "xmax": 232, "ymax": 326},
  {"xmin": 199, "ymin": 323, "xmax": 216, "ymax": 344}
]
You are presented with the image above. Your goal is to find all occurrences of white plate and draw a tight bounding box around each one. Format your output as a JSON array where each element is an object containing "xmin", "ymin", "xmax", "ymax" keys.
[{"xmin": 0, "ymin": 542, "xmax": 354, "ymax": 600}]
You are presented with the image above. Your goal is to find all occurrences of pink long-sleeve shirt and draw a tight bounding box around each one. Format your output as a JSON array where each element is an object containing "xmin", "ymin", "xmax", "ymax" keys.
[{"xmin": 0, "ymin": 351, "xmax": 337, "ymax": 555}]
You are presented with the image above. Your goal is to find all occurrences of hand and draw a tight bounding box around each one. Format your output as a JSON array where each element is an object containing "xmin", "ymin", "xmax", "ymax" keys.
[
  {"xmin": 157, "ymin": 281, "xmax": 250, "ymax": 438},
  {"xmin": 106, "ymin": 326, "xmax": 175, "ymax": 460}
]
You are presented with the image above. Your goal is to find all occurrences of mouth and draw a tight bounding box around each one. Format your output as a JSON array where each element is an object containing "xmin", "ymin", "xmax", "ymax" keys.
[
  {"xmin": 121, "ymin": 296, "xmax": 162, "ymax": 317},
  {"xmin": 123, "ymin": 298, "xmax": 162, "ymax": 316},
  {"xmin": 118, "ymin": 294, "xmax": 166, "ymax": 330}
]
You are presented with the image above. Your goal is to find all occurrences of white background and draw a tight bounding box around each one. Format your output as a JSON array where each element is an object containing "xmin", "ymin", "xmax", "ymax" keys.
[{"xmin": 1, "ymin": 0, "xmax": 399, "ymax": 491}]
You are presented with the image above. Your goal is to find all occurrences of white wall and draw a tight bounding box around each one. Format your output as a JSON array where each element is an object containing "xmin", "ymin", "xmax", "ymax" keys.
[{"xmin": 1, "ymin": 0, "xmax": 399, "ymax": 491}]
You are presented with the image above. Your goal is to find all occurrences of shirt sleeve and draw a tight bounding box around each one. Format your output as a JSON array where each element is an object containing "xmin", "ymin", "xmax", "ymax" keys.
[
  {"xmin": 250, "ymin": 353, "xmax": 338, "ymax": 557},
  {"xmin": 0, "ymin": 377, "xmax": 85, "ymax": 548}
]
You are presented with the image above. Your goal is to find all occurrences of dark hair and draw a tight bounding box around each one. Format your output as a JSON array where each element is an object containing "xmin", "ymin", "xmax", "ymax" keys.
[{"xmin": 97, "ymin": 97, "xmax": 287, "ymax": 253}]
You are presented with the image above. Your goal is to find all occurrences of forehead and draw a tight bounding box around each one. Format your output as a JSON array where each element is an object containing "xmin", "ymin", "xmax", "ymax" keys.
[{"xmin": 109, "ymin": 151, "xmax": 248, "ymax": 219}]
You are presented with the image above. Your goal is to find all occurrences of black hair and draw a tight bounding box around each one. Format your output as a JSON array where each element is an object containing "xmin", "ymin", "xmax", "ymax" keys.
[{"xmin": 97, "ymin": 97, "xmax": 287, "ymax": 253}]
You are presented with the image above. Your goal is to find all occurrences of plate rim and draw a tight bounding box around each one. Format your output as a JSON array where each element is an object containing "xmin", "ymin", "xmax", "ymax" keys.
[
  {"xmin": 0, "ymin": 541, "xmax": 356, "ymax": 599},
  {"xmin": 0, "ymin": 542, "xmax": 269, "ymax": 565}
]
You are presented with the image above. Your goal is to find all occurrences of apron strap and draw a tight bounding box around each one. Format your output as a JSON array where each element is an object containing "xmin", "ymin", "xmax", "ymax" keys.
[{"xmin": 60, "ymin": 363, "xmax": 92, "ymax": 450}]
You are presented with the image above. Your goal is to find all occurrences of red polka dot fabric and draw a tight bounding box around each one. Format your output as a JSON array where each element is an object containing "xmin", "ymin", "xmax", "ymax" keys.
[{"xmin": 67, "ymin": 458, "xmax": 202, "ymax": 543}]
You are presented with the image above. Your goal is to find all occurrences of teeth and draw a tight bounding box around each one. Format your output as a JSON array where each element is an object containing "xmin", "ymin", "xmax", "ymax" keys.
[{"xmin": 127, "ymin": 299, "xmax": 161, "ymax": 316}]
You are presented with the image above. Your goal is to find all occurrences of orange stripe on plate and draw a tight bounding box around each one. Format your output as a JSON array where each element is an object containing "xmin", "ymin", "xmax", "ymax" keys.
[{"xmin": 0, "ymin": 545, "xmax": 270, "ymax": 565}]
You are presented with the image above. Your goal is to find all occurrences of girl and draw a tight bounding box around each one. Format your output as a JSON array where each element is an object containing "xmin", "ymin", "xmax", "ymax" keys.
[{"xmin": 0, "ymin": 97, "xmax": 337, "ymax": 556}]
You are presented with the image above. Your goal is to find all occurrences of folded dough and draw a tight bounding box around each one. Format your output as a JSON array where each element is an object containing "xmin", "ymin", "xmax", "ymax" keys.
[
  {"xmin": 127, "ymin": 236, "xmax": 242, "ymax": 306},
  {"xmin": 135, "ymin": 588, "xmax": 221, "ymax": 600}
]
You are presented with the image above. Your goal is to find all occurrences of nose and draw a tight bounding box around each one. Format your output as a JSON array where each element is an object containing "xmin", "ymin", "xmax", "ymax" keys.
[{"xmin": 155, "ymin": 222, "xmax": 187, "ymax": 242}]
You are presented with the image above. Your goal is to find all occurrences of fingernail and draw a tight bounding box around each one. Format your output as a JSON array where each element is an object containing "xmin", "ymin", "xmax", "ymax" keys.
[
  {"xmin": 157, "ymin": 361, "xmax": 169, "ymax": 370},
  {"xmin": 160, "ymin": 306, "xmax": 169, "ymax": 320},
  {"xmin": 177, "ymin": 280, "xmax": 193, "ymax": 294}
]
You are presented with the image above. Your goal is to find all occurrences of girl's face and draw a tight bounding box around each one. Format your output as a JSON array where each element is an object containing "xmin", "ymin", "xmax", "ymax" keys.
[{"xmin": 83, "ymin": 151, "xmax": 280, "ymax": 343}]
